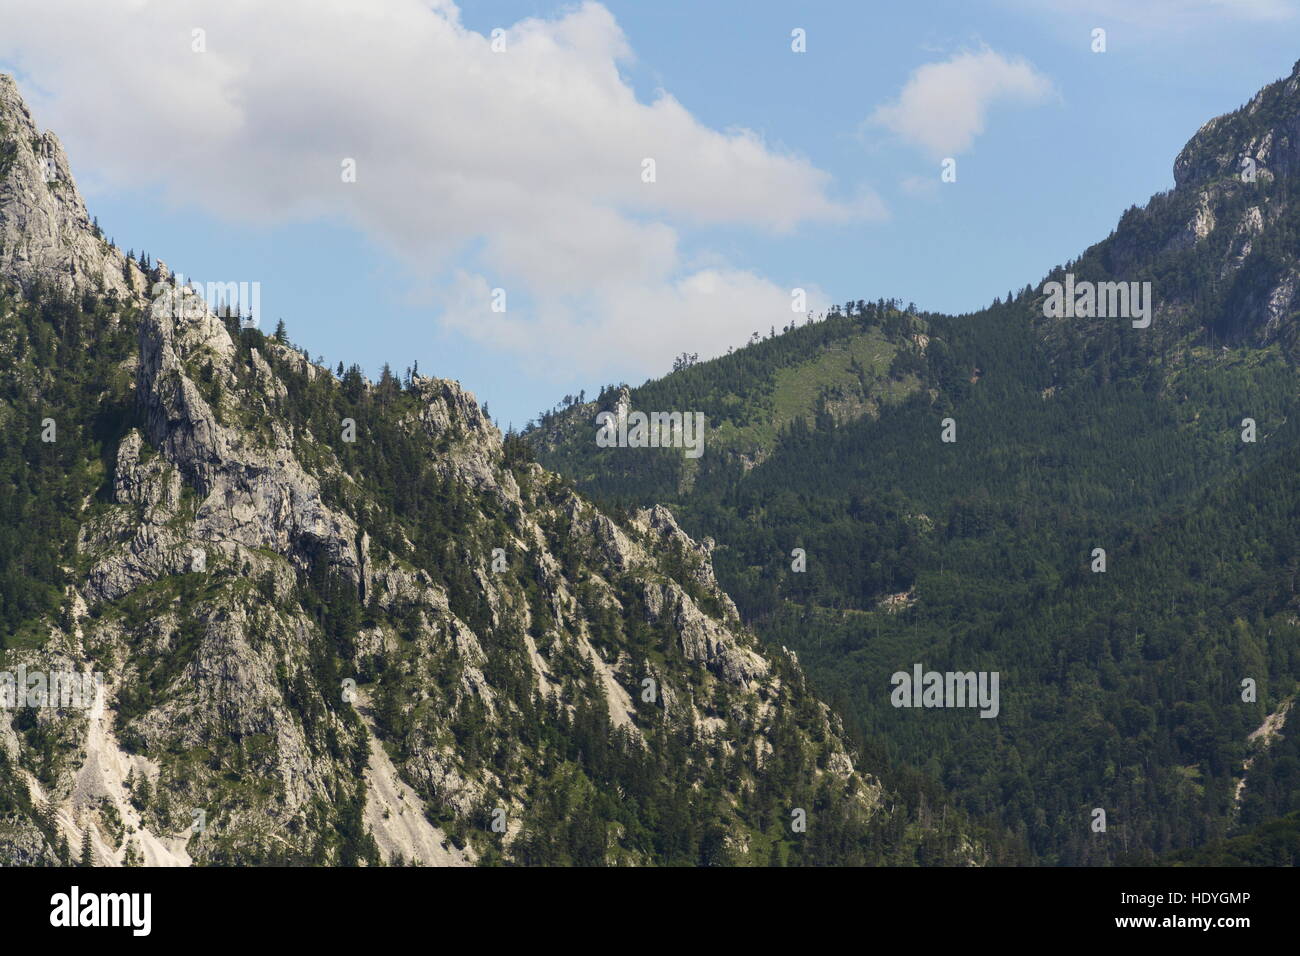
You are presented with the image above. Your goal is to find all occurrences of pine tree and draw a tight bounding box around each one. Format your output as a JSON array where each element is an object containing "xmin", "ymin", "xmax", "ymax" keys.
[
  {"xmin": 131, "ymin": 772, "xmax": 153, "ymax": 812},
  {"xmin": 79, "ymin": 828, "xmax": 94, "ymax": 867}
]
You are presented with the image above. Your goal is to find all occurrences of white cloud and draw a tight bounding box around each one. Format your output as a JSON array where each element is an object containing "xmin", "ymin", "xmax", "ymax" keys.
[
  {"xmin": 438, "ymin": 267, "xmax": 830, "ymax": 380},
  {"xmin": 0, "ymin": 0, "xmax": 873, "ymax": 375},
  {"xmin": 870, "ymin": 47, "xmax": 1054, "ymax": 158}
]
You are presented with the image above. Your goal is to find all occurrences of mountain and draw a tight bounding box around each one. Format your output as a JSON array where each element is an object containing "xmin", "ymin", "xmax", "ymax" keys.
[
  {"xmin": 0, "ymin": 74, "xmax": 984, "ymax": 866},
  {"xmin": 529, "ymin": 61, "xmax": 1300, "ymax": 864},
  {"xmin": 0, "ymin": 77, "xmax": 136, "ymax": 303}
]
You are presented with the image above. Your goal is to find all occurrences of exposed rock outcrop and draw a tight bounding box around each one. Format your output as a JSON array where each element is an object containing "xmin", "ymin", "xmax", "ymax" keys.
[
  {"xmin": 0, "ymin": 72, "xmax": 902, "ymax": 866},
  {"xmin": 0, "ymin": 74, "xmax": 141, "ymax": 300}
]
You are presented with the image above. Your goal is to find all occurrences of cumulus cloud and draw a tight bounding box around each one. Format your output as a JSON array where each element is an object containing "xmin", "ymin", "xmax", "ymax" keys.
[
  {"xmin": 870, "ymin": 48, "xmax": 1054, "ymax": 158},
  {"xmin": 0, "ymin": 0, "xmax": 869, "ymax": 375},
  {"xmin": 438, "ymin": 267, "xmax": 829, "ymax": 379}
]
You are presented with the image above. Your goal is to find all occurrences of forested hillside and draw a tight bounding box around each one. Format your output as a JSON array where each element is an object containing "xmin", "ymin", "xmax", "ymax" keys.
[{"xmin": 529, "ymin": 62, "xmax": 1300, "ymax": 864}]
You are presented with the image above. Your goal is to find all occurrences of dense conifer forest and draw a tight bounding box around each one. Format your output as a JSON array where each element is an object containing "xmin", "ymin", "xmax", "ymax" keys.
[{"xmin": 528, "ymin": 132, "xmax": 1300, "ymax": 863}]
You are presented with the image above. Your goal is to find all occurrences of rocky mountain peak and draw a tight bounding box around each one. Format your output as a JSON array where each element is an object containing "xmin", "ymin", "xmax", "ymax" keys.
[
  {"xmin": 0, "ymin": 71, "xmax": 937, "ymax": 867},
  {"xmin": 0, "ymin": 74, "xmax": 141, "ymax": 299},
  {"xmin": 1036, "ymin": 61, "xmax": 1300, "ymax": 352},
  {"xmin": 1173, "ymin": 59, "xmax": 1300, "ymax": 190}
]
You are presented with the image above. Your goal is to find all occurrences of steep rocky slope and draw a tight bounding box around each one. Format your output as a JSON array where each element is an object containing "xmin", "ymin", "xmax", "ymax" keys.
[
  {"xmin": 0, "ymin": 74, "xmax": 972, "ymax": 866},
  {"xmin": 1042, "ymin": 57, "xmax": 1300, "ymax": 356},
  {"xmin": 0, "ymin": 75, "xmax": 141, "ymax": 301}
]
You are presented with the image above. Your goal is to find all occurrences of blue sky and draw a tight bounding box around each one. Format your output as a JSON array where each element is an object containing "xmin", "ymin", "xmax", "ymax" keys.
[{"xmin": 3, "ymin": 0, "xmax": 1300, "ymax": 427}]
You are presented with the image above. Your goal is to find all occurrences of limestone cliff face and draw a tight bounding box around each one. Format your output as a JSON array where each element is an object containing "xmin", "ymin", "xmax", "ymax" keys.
[
  {"xmin": 0, "ymin": 75, "xmax": 142, "ymax": 300},
  {"xmin": 0, "ymin": 74, "xmax": 912, "ymax": 866},
  {"xmin": 1172, "ymin": 61, "xmax": 1300, "ymax": 190},
  {"xmin": 1040, "ymin": 57, "xmax": 1300, "ymax": 353}
]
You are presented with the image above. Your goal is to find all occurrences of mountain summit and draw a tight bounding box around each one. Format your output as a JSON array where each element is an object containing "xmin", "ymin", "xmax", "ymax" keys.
[
  {"xmin": 0, "ymin": 74, "xmax": 980, "ymax": 866},
  {"xmin": 0, "ymin": 75, "xmax": 145, "ymax": 301},
  {"xmin": 1051, "ymin": 57, "xmax": 1300, "ymax": 352},
  {"xmin": 529, "ymin": 62, "xmax": 1300, "ymax": 866}
]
